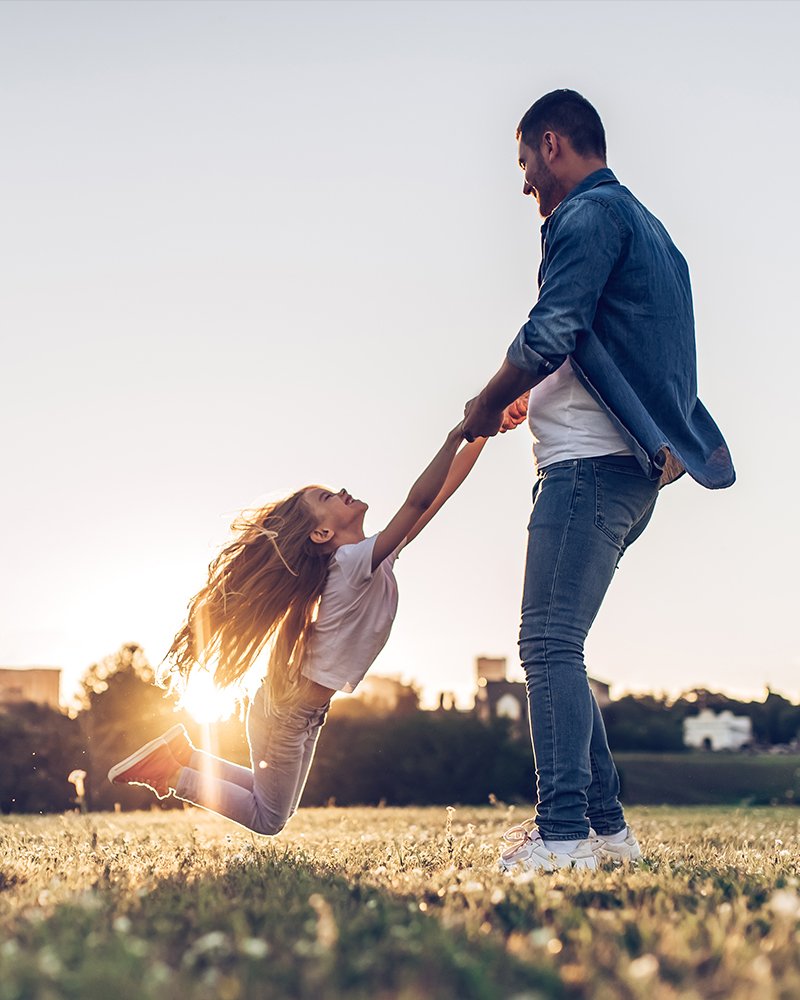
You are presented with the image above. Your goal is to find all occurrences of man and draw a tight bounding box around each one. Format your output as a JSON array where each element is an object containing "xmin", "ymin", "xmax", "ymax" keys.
[{"xmin": 463, "ymin": 90, "xmax": 734, "ymax": 873}]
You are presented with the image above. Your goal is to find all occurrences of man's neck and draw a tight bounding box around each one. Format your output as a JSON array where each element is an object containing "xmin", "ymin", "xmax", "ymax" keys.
[
  {"xmin": 561, "ymin": 158, "xmax": 607, "ymax": 197},
  {"xmin": 547, "ymin": 159, "xmax": 608, "ymax": 218}
]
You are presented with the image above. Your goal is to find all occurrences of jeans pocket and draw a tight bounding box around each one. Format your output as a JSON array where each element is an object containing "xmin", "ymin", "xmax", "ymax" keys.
[{"xmin": 593, "ymin": 463, "xmax": 658, "ymax": 546}]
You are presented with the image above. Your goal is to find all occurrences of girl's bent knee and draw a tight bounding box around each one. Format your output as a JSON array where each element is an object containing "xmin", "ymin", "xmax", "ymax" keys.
[{"xmin": 250, "ymin": 813, "xmax": 288, "ymax": 837}]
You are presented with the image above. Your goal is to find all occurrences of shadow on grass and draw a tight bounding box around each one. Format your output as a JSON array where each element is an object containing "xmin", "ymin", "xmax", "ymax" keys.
[{"xmin": 2, "ymin": 845, "xmax": 562, "ymax": 1000}]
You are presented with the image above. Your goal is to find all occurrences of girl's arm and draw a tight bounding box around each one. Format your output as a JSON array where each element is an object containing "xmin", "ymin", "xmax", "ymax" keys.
[
  {"xmin": 371, "ymin": 424, "xmax": 464, "ymax": 571},
  {"xmin": 401, "ymin": 437, "xmax": 487, "ymax": 547}
]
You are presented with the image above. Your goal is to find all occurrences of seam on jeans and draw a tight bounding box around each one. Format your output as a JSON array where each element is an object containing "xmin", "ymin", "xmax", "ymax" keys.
[
  {"xmin": 593, "ymin": 464, "xmax": 624, "ymax": 547},
  {"xmin": 588, "ymin": 746, "xmax": 611, "ymax": 830},
  {"xmin": 594, "ymin": 464, "xmax": 657, "ymax": 548},
  {"xmin": 540, "ymin": 461, "xmax": 582, "ymax": 833}
]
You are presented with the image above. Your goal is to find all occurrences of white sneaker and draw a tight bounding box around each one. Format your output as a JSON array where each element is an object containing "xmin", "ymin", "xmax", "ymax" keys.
[
  {"xmin": 591, "ymin": 826, "xmax": 642, "ymax": 864},
  {"xmin": 498, "ymin": 818, "xmax": 599, "ymax": 874}
]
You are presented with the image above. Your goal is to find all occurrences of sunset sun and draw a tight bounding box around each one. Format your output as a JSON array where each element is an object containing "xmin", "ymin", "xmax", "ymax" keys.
[{"xmin": 179, "ymin": 670, "xmax": 238, "ymax": 724}]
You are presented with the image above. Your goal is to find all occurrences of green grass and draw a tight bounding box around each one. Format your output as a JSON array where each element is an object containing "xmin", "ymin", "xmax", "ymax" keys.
[
  {"xmin": 1, "ymin": 806, "xmax": 800, "ymax": 999},
  {"xmin": 615, "ymin": 753, "xmax": 800, "ymax": 805}
]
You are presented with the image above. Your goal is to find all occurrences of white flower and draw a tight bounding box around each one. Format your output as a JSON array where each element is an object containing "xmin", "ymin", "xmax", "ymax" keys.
[
  {"xmin": 629, "ymin": 954, "xmax": 659, "ymax": 979},
  {"xmin": 240, "ymin": 938, "xmax": 269, "ymax": 959},
  {"xmin": 769, "ymin": 890, "xmax": 800, "ymax": 919}
]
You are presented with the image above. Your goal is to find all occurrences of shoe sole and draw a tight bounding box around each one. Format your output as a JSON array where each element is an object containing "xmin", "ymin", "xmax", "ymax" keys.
[
  {"xmin": 597, "ymin": 849, "xmax": 642, "ymax": 865},
  {"xmin": 500, "ymin": 854, "xmax": 598, "ymax": 874},
  {"xmin": 107, "ymin": 724, "xmax": 186, "ymax": 785}
]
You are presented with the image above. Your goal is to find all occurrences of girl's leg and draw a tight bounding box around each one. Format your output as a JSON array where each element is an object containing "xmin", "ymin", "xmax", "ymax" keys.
[
  {"xmin": 174, "ymin": 686, "xmax": 329, "ymax": 836},
  {"xmin": 248, "ymin": 693, "xmax": 329, "ymax": 828},
  {"xmin": 182, "ymin": 750, "xmax": 254, "ymax": 792},
  {"xmin": 284, "ymin": 703, "xmax": 329, "ymax": 818}
]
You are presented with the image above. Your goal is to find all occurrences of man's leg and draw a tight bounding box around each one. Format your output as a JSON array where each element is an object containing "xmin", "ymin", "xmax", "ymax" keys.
[
  {"xmin": 585, "ymin": 490, "xmax": 658, "ymax": 836},
  {"xmin": 520, "ymin": 456, "xmax": 659, "ymax": 844}
]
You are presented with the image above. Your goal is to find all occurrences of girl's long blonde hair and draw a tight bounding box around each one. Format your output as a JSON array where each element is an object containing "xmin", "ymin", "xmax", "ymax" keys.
[{"xmin": 164, "ymin": 488, "xmax": 331, "ymax": 706}]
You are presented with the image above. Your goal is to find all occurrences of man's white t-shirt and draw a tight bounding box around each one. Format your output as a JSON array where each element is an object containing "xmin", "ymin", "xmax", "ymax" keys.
[
  {"xmin": 528, "ymin": 359, "xmax": 632, "ymax": 470},
  {"xmin": 301, "ymin": 534, "xmax": 400, "ymax": 694}
]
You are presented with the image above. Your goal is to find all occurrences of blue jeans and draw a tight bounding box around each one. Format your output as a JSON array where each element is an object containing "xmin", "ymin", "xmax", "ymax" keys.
[
  {"xmin": 174, "ymin": 684, "xmax": 329, "ymax": 835},
  {"xmin": 520, "ymin": 455, "xmax": 658, "ymax": 841}
]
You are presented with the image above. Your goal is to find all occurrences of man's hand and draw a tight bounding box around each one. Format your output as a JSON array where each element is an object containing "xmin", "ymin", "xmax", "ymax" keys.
[
  {"xmin": 463, "ymin": 394, "xmax": 505, "ymax": 442},
  {"xmin": 499, "ymin": 391, "xmax": 530, "ymax": 433}
]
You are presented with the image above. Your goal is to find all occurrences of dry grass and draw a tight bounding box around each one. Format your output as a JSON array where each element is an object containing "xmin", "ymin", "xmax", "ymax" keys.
[{"xmin": 1, "ymin": 805, "xmax": 799, "ymax": 999}]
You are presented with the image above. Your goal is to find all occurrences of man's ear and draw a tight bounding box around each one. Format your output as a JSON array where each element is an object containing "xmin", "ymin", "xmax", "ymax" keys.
[
  {"xmin": 541, "ymin": 130, "xmax": 561, "ymax": 163},
  {"xmin": 309, "ymin": 526, "xmax": 334, "ymax": 546}
]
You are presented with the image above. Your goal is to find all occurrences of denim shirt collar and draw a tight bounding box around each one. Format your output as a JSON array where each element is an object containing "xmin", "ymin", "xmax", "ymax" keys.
[{"xmin": 544, "ymin": 168, "xmax": 619, "ymax": 233}]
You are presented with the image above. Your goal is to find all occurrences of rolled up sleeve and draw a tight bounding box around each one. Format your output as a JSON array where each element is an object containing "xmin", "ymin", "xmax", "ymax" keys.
[{"xmin": 506, "ymin": 198, "xmax": 624, "ymax": 377}]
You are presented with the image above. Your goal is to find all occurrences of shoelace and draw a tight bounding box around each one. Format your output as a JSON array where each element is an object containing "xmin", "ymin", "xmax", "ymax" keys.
[{"xmin": 500, "ymin": 818, "xmax": 540, "ymax": 859}]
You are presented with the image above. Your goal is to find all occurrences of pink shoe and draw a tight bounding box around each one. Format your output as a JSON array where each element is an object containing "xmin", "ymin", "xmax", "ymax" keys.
[{"xmin": 107, "ymin": 724, "xmax": 193, "ymax": 799}]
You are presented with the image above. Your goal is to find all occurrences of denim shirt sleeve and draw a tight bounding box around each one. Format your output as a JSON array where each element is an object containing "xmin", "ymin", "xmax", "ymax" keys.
[{"xmin": 506, "ymin": 197, "xmax": 624, "ymax": 378}]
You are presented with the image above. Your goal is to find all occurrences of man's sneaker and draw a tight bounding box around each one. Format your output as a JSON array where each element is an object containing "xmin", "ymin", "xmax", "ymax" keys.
[
  {"xmin": 107, "ymin": 724, "xmax": 193, "ymax": 799},
  {"xmin": 498, "ymin": 818, "xmax": 599, "ymax": 874},
  {"xmin": 591, "ymin": 825, "xmax": 642, "ymax": 864}
]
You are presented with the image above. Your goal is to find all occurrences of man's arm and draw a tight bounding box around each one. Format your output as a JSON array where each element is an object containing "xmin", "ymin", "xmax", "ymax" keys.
[
  {"xmin": 463, "ymin": 359, "xmax": 542, "ymax": 441},
  {"xmin": 463, "ymin": 198, "xmax": 623, "ymax": 442}
]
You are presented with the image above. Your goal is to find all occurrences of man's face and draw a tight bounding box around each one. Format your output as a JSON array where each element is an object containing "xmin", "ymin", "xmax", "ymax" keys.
[{"xmin": 518, "ymin": 137, "xmax": 560, "ymax": 218}]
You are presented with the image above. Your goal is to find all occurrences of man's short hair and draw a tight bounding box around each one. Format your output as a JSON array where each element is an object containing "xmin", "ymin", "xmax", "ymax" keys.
[{"xmin": 517, "ymin": 90, "xmax": 606, "ymax": 160}]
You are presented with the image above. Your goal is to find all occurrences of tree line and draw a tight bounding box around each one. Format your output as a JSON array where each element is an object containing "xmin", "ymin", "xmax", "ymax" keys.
[{"xmin": 1, "ymin": 644, "xmax": 798, "ymax": 814}]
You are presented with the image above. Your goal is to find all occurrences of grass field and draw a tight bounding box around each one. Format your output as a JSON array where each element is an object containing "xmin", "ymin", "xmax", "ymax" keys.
[{"xmin": 2, "ymin": 806, "xmax": 799, "ymax": 1000}]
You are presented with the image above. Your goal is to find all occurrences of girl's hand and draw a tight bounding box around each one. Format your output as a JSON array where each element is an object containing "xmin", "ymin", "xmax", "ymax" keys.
[
  {"xmin": 448, "ymin": 422, "xmax": 466, "ymax": 444},
  {"xmin": 500, "ymin": 391, "xmax": 530, "ymax": 432}
]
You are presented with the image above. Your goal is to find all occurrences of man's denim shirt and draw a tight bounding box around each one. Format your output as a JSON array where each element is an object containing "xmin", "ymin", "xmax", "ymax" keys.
[{"xmin": 507, "ymin": 168, "xmax": 734, "ymax": 489}]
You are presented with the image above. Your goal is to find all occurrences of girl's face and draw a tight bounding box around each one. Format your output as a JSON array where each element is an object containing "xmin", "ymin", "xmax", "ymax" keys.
[{"xmin": 304, "ymin": 487, "xmax": 368, "ymax": 537}]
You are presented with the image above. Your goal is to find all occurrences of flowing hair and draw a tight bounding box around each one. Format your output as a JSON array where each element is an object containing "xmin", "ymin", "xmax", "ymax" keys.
[{"xmin": 163, "ymin": 488, "xmax": 332, "ymax": 706}]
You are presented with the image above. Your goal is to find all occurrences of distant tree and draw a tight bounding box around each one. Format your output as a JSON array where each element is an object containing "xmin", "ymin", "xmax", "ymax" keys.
[
  {"xmin": 603, "ymin": 694, "xmax": 684, "ymax": 752},
  {"xmin": 302, "ymin": 712, "xmax": 533, "ymax": 806},
  {"xmin": 76, "ymin": 643, "xmax": 184, "ymax": 810},
  {"xmin": 752, "ymin": 690, "xmax": 800, "ymax": 745},
  {"xmin": 74, "ymin": 642, "xmax": 255, "ymax": 811},
  {"xmin": 0, "ymin": 703, "xmax": 84, "ymax": 814}
]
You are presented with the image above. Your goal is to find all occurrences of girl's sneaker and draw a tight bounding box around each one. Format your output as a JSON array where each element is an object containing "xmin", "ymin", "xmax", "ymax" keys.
[
  {"xmin": 107, "ymin": 724, "xmax": 194, "ymax": 799},
  {"xmin": 591, "ymin": 826, "xmax": 642, "ymax": 864},
  {"xmin": 498, "ymin": 818, "xmax": 599, "ymax": 873}
]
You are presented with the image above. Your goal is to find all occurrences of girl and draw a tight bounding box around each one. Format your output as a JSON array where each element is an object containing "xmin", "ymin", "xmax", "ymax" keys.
[{"xmin": 108, "ymin": 423, "xmax": 485, "ymax": 835}]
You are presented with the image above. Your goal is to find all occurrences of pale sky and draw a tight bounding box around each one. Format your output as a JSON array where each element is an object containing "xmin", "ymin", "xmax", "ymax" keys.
[{"xmin": 2, "ymin": 0, "xmax": 798, "ymax": 709}]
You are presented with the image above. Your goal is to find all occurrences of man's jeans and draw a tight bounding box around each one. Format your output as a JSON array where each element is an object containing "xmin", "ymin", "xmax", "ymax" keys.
[
  {"xmin": 521, "ymin": 455, "xmax": 659, "ymax": 841},
  {"xmin": 174, "ymin": 684, "xmax": 329, "ymax": 836}
]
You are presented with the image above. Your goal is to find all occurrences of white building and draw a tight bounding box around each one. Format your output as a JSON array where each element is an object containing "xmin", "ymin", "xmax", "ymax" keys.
[{"xmin": 683, "ymin": 709, "xmax": 753, "ymax": 751}]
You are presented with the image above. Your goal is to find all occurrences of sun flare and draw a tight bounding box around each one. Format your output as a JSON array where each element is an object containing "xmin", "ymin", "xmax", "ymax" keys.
[{"xmin": 180, "ymin": 670, "xmax": 238, "ymax": 724}]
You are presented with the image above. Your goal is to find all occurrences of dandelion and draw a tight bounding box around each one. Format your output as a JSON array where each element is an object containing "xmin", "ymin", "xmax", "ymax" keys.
[
  {"xmin": 629, "ymin": 954, "xmax": 659, "ymax": 979},
  {"xmin": 308, "ymin": 893, "xmax": 338, "ymax": 951},
  {"xmin": 769, "ymin": 890, "xmax": 800, "ymax": 919},
  {"xmin": 37, "ymin": 947, "xmax": 62, "ymax": 977},
  {"xmin": 240, "ymin": 938, "xmax": 270, "ymax": 959}
]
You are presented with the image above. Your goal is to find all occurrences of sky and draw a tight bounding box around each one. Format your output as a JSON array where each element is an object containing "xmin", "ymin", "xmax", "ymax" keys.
[{"xmin": 1, "ymin": 0, "xmax": 798, "ymax": 710}]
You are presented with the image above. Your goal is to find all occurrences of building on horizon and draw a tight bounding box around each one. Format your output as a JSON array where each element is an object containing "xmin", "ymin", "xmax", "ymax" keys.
[
  {"xmin": 474, "ymin": 657, "xmax": 611, "ymax": 737},
  {"xmin": 0, "ymin": 667, "xmax": 61, "ymax": 711},
  {"xmin": 683, "ymin": 708, "xmax": 753, "ymax": 751}
]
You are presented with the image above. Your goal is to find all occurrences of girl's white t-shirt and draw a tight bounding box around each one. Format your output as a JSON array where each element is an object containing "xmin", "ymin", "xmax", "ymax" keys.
[{"xmin": 300, "ymin": 534, "xmax": 400, "ymax": 694}]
